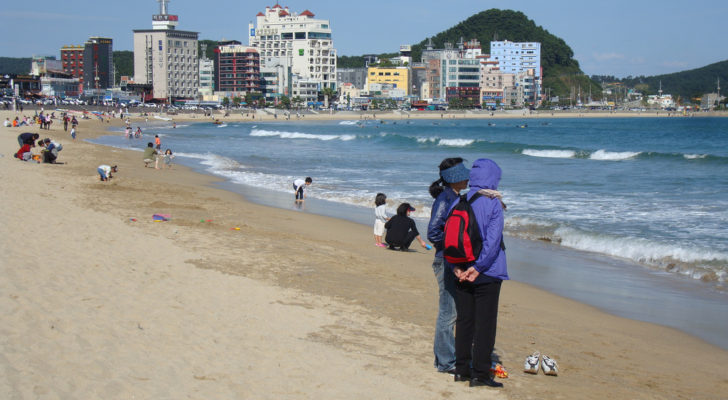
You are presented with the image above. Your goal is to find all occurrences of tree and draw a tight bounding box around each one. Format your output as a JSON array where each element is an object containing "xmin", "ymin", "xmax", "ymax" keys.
[
  {"xmin": 221, "ymin": 97, "xmax": 230, "ymax": 107},
  {"xmin": 232, "ymin": 96, "xmax": 242, "ymax": 107},
  {"xmin": 320, "ymin": 87, "xmax": 337, "ymax": 108},
  {"xmin": 279, "ymin": 95, "xmax": 291, "ymax": 109},
  {"xmin": 292, "ymin": 96, "xmax": 304, "ymax": 109}
]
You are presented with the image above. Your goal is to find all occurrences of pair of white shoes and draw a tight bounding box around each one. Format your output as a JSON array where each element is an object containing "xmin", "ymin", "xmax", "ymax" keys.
[{"xmin": 523, "ymin": 351, "xmax": 558, "ymax": 376}]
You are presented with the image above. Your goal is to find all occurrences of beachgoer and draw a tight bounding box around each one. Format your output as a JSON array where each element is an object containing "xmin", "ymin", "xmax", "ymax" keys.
[
  {"xmin": 373, "ymin": 193, "xmax": 389, "ymax": 248},
  {"xmin": 293, "ymin": 177, "xmax": 313, "ymax": 202},
  {"xmin": 450, "ymin": 158, "xmax": 509, "ymax": 388},
  {"xmin": 14, "ymin": 142, "xmax": 33, "ymax": 161},
  {"xmin": 71, "ymin": 116, "xmax": 78, "ymax": 128},
  {"xmin": 63, "ymin": 115, "xmax": 68, "ymax": 131},
  {"xmin": 4, "ymin": 118, "xmax": 11, "ymax": 127},
  {"xmin": 70, "ymin": 127, "xmax": 76, "ymax": 140},
  {"xmin": 384, "ymin": 203, "xmax": 429, "ymax": 251},
  {"xmin": 17, "ymin": 132, "xmax": 39, "ymax": 147},
  {"xmin": 97, "ymin": 165, "xmax": 118, "ymax": 181},
  {"xmin": 42, "ymin": 138, "xmax": 62, "ymax": 163},
  {"xmin": 427, "ymin": 158, "xmax": 470, "ymax": 374},
  {"xmin": 143, "ymin": 142, "xmax": 158, "ymax": 168},
  {"xmin": 163, "ymin": 149, "xmax": 174, "ymax": 169},
  {"xmin": 154, "ymin": 134, "xmax": 161, "ymax": 150},
  {"xmin": 135, "ymin": 127, "xmax": 142, "ymax": 138}
]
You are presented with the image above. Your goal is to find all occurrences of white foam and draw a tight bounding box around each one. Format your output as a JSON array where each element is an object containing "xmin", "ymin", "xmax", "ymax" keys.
[
  {"xmin": 522, "ymin": 149, "xmax": 576, "ymax": 158},
  {"xmin": 684, "ymin": 154, "xmax": 708, "ymax": 159},
  {"xmin": 250, "ymin": 129, "xmax": 355, "ymax": 141},
  {"xmin": 589, "ymin": 149, "xmax": 641, "ymax": 161},
  {"xmin": 417, "ymin": 137, "xmax": 438, "ymax": 143},
  {"xmin": 338, "ymin": 120, "xmax": 360, "ymax": 125},
  {"xmin": 438, "ymin": 138, "xmax": 475, "ymax": 147}
]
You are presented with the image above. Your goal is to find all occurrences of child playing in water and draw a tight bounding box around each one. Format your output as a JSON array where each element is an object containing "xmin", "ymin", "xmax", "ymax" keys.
[
  {"xmin": 374, "ymin": 193, "xmax": 389, "ymax": 248},
  {"xmin": 163, "ymin": 149, "xmax": 174, "ymax": 169}
]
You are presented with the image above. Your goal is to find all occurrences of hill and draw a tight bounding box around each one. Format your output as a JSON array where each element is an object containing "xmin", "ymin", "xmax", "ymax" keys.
[
  {"xmin": 593, "ymin": 60, "xmax": 728, "ymax": 101},
  {"xmin": 339, "ymin": 9, "xmax": 599, "ymax": 99},
  {"xmin": 0, "ymin": 57, "xmax": 33, "ymax": 75}
]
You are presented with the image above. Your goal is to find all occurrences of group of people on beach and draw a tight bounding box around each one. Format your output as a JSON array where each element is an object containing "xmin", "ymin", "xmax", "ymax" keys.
[
  {"xmin": 377, "ymin": 157, "xmax": 509, "ymax": 388},
  {"xmin": 14, "ymin": 132, "xmax": 64, "ymax": 163}
]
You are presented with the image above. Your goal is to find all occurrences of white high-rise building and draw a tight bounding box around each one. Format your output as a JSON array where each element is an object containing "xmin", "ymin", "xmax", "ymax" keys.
[
  {"xmin": 248, "ymin": 4, "xmax": 337, "ymax": 90},
  {"xmin": 133, "ymin": 0, "xmax": 199, "ymax": 100},
  {"xmin": 489, "ymin": 40, "xmax": 541, "ymax": 75}
]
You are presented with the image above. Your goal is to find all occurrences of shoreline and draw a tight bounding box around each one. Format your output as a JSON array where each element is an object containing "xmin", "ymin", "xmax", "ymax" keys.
[{"xmin": 2, "ymin": 110, "xmax": 728, "ymax": 398}]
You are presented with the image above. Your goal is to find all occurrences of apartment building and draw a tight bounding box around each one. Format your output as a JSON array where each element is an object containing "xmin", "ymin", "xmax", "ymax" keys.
[
  {"xmin": 133, "ymin": 0, "xmax": 199, "ymax": 100},
  {"xmin": 213, "ymin": 41, "xmax": 262, "ymax": 97},
  {"xmin": 366, "ymin": 66, "xmax": 409, "ymax": 95},
  {"xmin": 248, "ymin": 4, "xmax": 336, "ymax": 91}
]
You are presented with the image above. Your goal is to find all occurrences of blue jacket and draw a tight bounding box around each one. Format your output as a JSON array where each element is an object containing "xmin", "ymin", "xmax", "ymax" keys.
[
  {"xmin": 449, "ymin": 159, "xmax": 509, "ymax": 283},
  {"xmin": 427, "ymin": 187, "xmax": 460, "ymax": 257}
]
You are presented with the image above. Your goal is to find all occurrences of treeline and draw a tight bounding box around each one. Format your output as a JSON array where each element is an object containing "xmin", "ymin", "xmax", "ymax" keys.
[
  {"xmin": 591, "ymin": 60, "xmax": 728, "ymax": 100},
  {"xmin": 0, "ymin": 57, "xmax": 33, "ymax": 74}
]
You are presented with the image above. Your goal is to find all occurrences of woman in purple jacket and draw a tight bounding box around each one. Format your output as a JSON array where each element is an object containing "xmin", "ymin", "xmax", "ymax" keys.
[{"xmin": 450, "ymin": 158, "xmax": 509, "ymax": 388}]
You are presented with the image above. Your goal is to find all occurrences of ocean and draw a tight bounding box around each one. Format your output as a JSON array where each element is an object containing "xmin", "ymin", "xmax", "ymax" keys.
[{"xmin": 92, "ymin": 115, "xmax": 728, "ymax": 348}]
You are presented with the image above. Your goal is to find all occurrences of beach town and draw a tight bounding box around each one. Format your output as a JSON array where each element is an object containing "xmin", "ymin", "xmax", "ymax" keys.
[{"xmin": 2, "ymin": 2, "xmax": 728, "ymax": 400}]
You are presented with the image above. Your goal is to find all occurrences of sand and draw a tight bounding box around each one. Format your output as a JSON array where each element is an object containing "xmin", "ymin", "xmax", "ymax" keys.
[{"xmin": 1, "ymin": 108, "xmax": 727, "ymax": 399}]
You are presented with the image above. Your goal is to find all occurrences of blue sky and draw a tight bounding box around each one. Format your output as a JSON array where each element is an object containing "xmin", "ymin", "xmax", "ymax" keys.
[{"xmin": 1, "ymin": 0, "xmax": 726, "ymax": 77}]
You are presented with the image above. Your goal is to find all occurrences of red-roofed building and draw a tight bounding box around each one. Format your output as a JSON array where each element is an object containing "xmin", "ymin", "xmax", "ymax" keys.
[{"xmin": 249, "ymin": 5, "xmax": 337, "ymax": 90}]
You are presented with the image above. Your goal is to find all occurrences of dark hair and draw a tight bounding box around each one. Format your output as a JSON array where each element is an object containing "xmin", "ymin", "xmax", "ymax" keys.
[
  {"xmin": 147, "ymin": 142, "xmax": 153, "ymax": 147},
  {"xmin": 396, "ymin": 203, "xmax": 412, "ymax": 216},
  {"xmin": 375, "ymin": 193, "xmax": 387, "ymax": 206},
  {"xmin": 429, "ymin": 157, "xmax": 464, "ymax": 198},
  {"xmin": 305, "ymin": 177, "xmax": 313, "ymax": 183}
]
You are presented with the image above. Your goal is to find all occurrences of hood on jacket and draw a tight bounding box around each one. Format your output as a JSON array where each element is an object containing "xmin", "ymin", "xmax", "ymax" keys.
[{"xmin": 469, "ymin": 158, "xmax": 501, "ymax": 191}]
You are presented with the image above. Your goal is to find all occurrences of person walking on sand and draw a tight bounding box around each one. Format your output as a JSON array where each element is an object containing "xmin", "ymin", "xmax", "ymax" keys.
[
  {"xmin": 70, "ymin": 126, "xmax": 76, "ymax": 140},
  {"xmin": 373, "ymin": 193, "xmax": 390, "ymax": 248},
  {"xmin": 293, "ymin": 177, "xmax": 312, "ymax": 202},
  {"xmin": 450, "ymin": 158, "xmax": 509, "ymax": 388},
  {"xmin": 163, "ymin": 149, "xmax": 174, "ymax": 169},
  {"xmin": 384, "ymin": 203, "xmax": 429, "ymax": 251},
  {"xmin": 427, "ymin": 157, "xmax": 470, "ymax": 374}
]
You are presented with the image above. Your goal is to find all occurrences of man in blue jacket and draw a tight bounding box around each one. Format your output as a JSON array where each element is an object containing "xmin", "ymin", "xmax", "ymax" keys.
[{"xmin": 449, "ymin": 158, "xmax": 509, "ymax": 388}]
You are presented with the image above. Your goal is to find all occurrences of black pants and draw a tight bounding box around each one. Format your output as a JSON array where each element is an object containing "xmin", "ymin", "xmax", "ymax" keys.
[
  {"xmin": 454, "ymin": 279, "xmax": 502, "ymax": 379},
  {"xmin": 386, "ymin": 230, "xmax": 418, "ymax": 250}
]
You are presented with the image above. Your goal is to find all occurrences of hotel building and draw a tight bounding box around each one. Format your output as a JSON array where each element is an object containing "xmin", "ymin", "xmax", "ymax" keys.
[
  {"xmin": 83, "ymin": 37, "xmax": 113, "ymax": 91},
  {"xmin": 489, "ymin": 40, "xmax": 541, "ymax": 104},
  {"xmin": 133, "ymin": 0, "xmax": 199, "ymax": 101},
  {"xmin": 248, "ymin": 4, "xmax": 337, "ymax": 91},
  {"xmin": 213, "ymin": 41, "xmax": 262, "ymax": 97}
]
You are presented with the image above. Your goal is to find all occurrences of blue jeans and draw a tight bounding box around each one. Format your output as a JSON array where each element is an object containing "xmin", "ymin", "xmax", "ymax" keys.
[{"xmin": 432, "ymin": 256, "xmax": 457, "ymax": 371}]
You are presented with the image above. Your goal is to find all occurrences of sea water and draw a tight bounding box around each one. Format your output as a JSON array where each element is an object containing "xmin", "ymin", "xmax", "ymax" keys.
[{"xmin": 93, "ymin": 116, "xmax": 728, "ymax": 347}]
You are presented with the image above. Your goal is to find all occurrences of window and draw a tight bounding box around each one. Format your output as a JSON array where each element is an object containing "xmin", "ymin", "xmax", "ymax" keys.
[{"xmin": 295, "ymin": 32, "xmax": 306, "ymax": 39}]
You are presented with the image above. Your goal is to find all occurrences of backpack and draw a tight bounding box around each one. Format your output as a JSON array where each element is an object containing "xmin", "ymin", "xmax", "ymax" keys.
[{"xmin": 443, "ymin": 193, "xmax": 484, "ymax": 265}]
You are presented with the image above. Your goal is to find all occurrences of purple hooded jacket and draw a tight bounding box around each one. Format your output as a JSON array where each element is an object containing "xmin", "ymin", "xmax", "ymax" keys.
[{"xmin": 448, "ymin": 159, "xmax": 509, "ymax": 283}]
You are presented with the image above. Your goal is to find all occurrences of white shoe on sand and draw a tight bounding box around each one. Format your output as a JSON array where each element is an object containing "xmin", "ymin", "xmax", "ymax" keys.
[
  {"xmin": 523, "ymin": 351, "xmax": 540, "ymax": 374},
  {"xmin": 541, "ymin": 355, "xmax": 558, "ymax": 376}
]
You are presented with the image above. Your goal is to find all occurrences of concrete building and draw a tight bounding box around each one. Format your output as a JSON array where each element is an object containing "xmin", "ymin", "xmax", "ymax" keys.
[
  {"xmin": 366, "ymin": 66, "xmax": 409, "ymax": 95},
  {"xmin": 489, "ymin": 40, "xmax": 541, "ymax": 104},
  {"xmin": 213, "ymin": 41, "xmax": 261, "ymax": 98},
  {"xmin": 60, "ymin": 45, "xmax": 84, "ymax": 88},
  {"xmin": 83, "ymin": 37, "xmax": 113, "ymax": 91},
  {"xmin": 198, "ymin": 43, "xmax": 214, "ymax": 98},
  {"xmin": 248, "ymin": 4, "xmax": 337, "ymax": 91},
  {"xmin": 133, "ymin": 0, "xmax": 199, "ymax": 101},
  {"xmin": 336, "ymin": 67, "xmax": 367, "ymax": 89}
]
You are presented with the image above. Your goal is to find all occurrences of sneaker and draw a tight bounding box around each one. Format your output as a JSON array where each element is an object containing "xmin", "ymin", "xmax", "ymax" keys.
[
  {"xmin": 376, "ymin": 243, "xmax": 387, "ymax": 248},
  {"xmin": 524, "ymin": 351, "xmax": 540, "ymax": 374},
  {"xmin": 541, "ymin": 355, "xmax": 558, "ymax": 376}
]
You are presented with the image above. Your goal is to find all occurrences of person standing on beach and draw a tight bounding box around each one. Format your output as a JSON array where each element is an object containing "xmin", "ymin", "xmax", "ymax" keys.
[
  {"xmin": 154, "ymin": 134, "xmax": 161, "ymax": 150},
  {"xmin": 70, "ymin": 126, "xmax": 76, "ymax": 140},
  {"xmin": 450, "ymin": 158, "xmax": 508, "ymax": 388},
  {"xmin": 373, "ymin": 193, "xmax": 389, "ymax": 247},
  {"xmin": 293, "ymin": 177, "xmax": 312, "ymax": 202},
  {"xmin": 426, "ymin": 158, "xmax": 470, "ymax": 374}
]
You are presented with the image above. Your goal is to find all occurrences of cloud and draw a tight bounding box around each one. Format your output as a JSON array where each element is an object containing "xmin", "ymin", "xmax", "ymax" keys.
[{"xmin": 592, "ymin": 52, "xmax": 625, "ymax": 62}]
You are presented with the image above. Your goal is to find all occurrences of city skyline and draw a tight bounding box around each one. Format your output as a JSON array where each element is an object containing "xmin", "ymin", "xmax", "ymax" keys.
[{"xmin": 1, "ymin": 0, "xmax": 726, "ymax": 78}]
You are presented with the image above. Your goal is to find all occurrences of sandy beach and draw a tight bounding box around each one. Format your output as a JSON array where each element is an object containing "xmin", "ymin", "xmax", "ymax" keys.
[{"xmin": 1, "ymin": 109, "xmax": 727, "ymax": 399}]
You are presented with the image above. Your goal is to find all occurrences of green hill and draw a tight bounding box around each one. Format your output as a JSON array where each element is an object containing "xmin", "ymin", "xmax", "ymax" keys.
[
  {"xmin": 0, "ymin": 57, "xmax": 33, "ymax": 74},
  {"xmin": 594, "ymin": 60, "xmax": 728, "ymax": 101},
  {"xmin": 339, "ymin": 9, "xmax": 599, "ymax": 99}
]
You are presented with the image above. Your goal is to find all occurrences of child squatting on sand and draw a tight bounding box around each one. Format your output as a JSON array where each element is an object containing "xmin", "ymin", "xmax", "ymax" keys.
[
  {"xmin": 97, "ymin": 165, "xmax": 118, "ymax": 182},
  {"xmin": 373, "ymin": 193, "xmax": 390, "ymax": 247}
]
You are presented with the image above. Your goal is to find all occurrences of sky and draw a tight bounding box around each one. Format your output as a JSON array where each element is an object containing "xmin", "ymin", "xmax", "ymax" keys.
[{"xmin": 1, "ymin": 0, "xmax": 727, "ymax": 78}]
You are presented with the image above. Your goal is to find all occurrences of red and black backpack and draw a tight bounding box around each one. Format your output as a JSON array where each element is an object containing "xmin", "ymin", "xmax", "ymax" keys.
[{"xmin": 443, "ymin": 193, "xmax": 483, "ymax": 265}]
